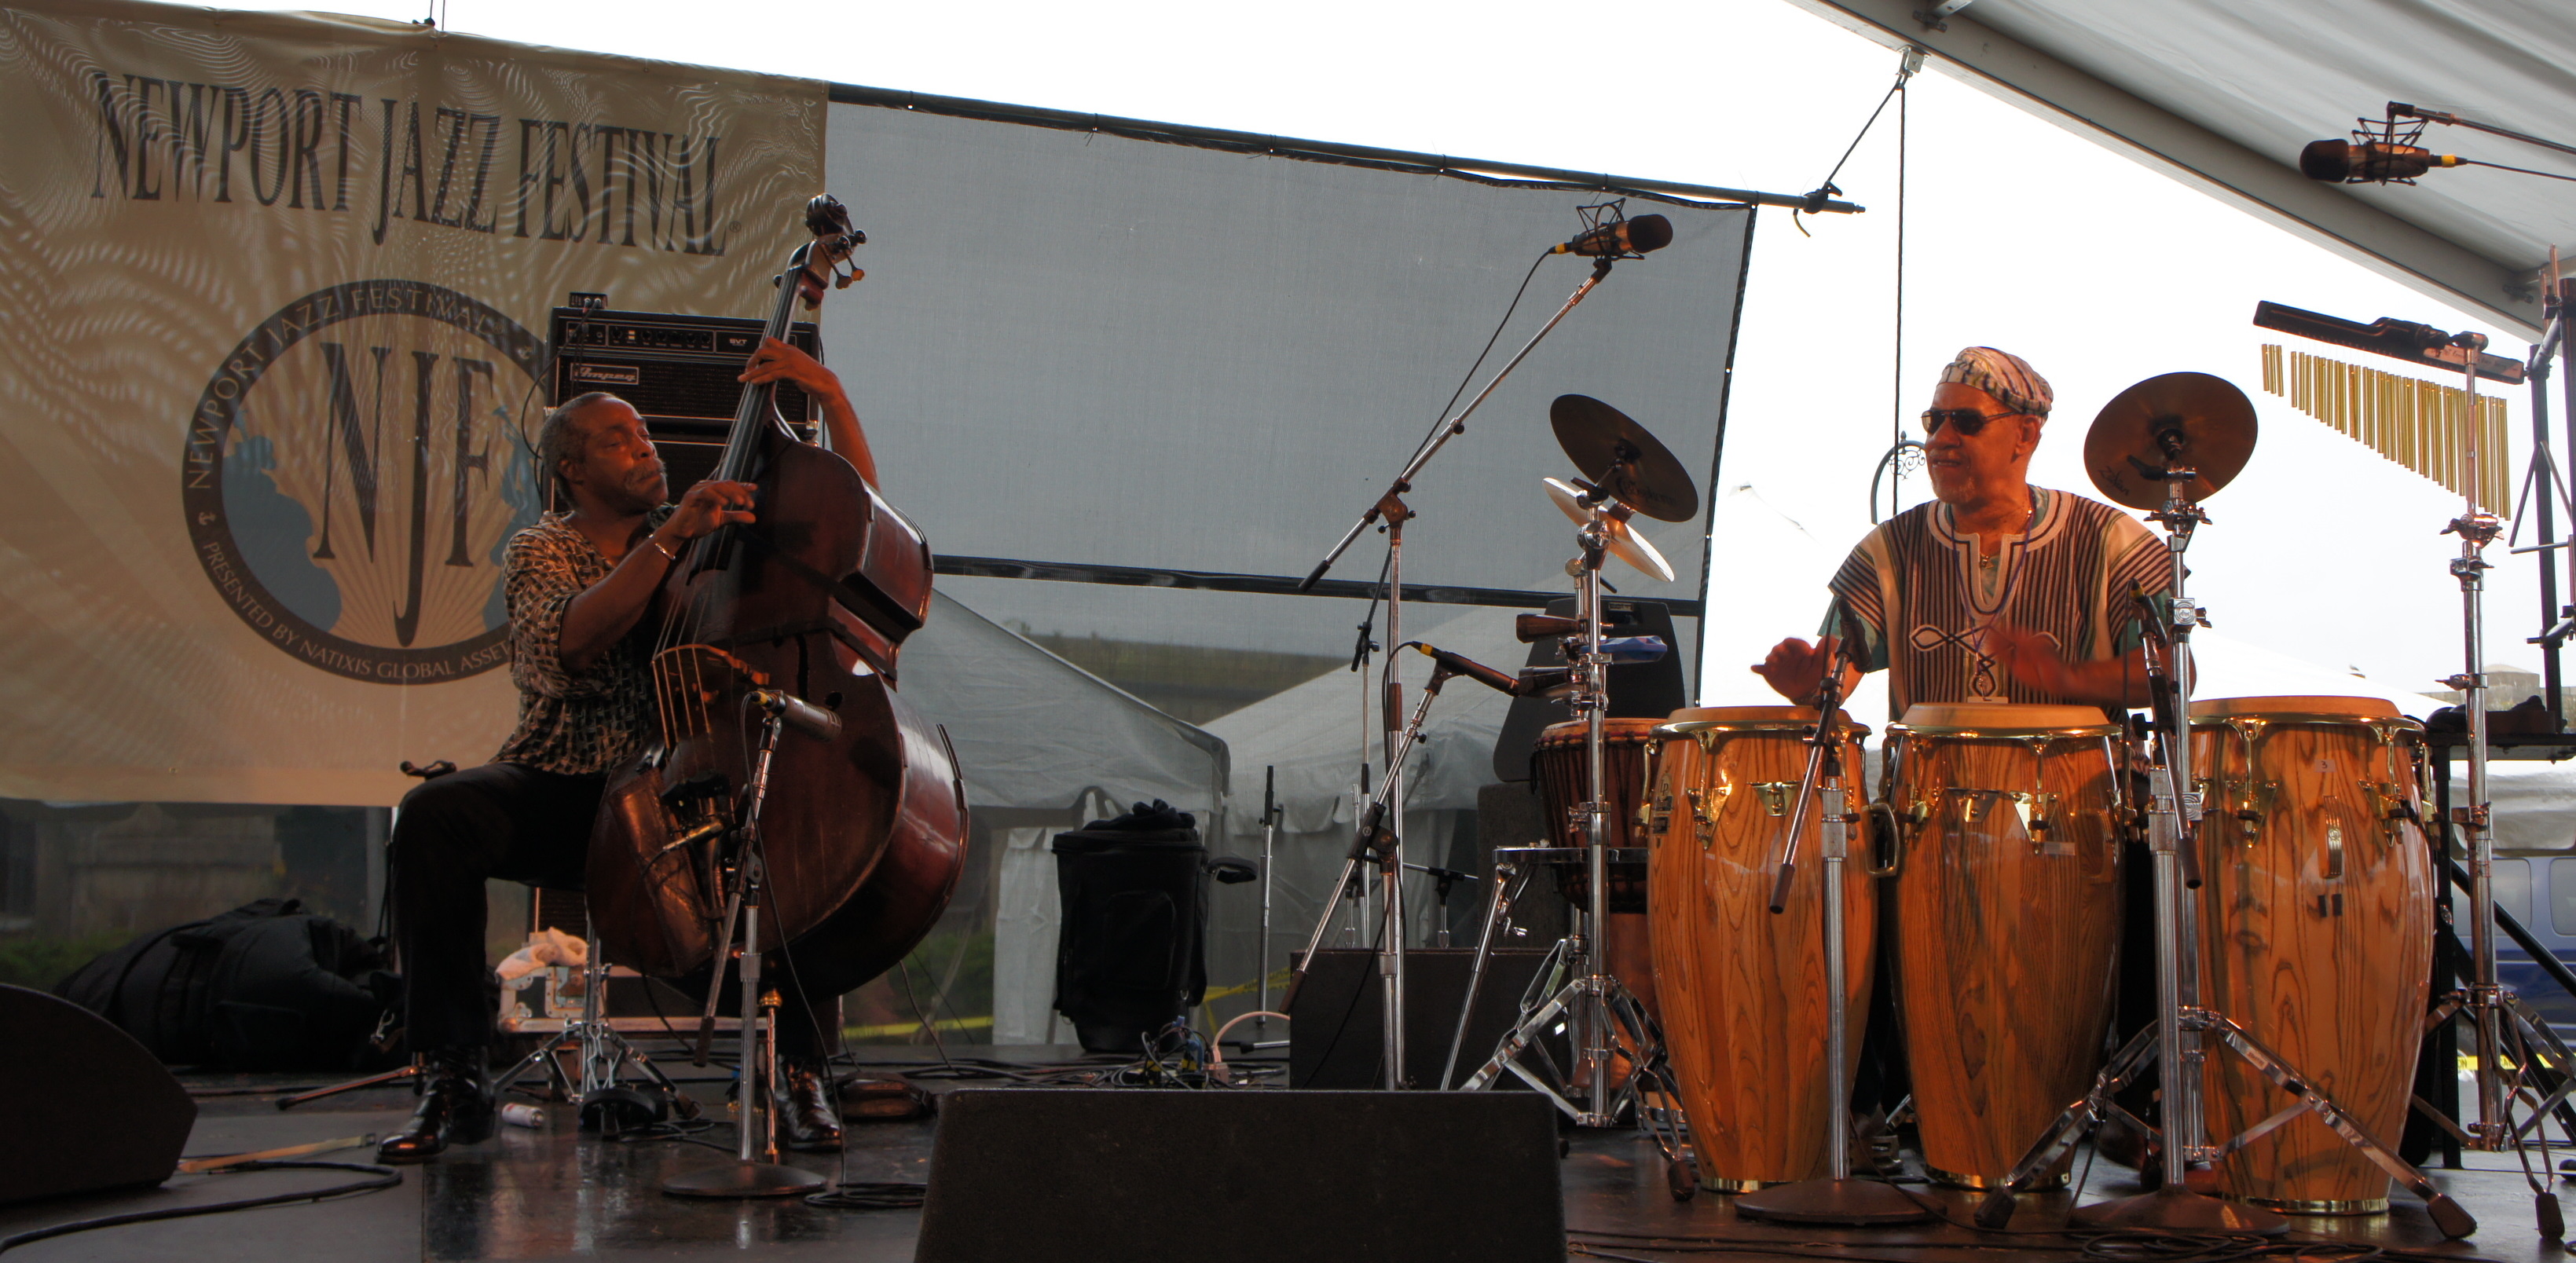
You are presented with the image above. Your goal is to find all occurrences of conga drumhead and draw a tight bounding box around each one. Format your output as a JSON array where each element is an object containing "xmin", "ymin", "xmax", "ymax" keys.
[
  {"xmin": 2187, "ymin": 694, "xmax": 2405, "ymax": 722},
  {"xmin": 1896, "ymin": 702, "xmax": 2119, "ymax": 733},
  {"xmin": 1536, "ymin": 716, "xmax": 1669, "ymax": 745},
  {"xmin": 1661, "ymin": 705, "xmax": 1855, "ymax": 728}
]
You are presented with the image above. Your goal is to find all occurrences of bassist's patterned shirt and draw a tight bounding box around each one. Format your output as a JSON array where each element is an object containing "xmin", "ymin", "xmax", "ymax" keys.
[
  {"xmin": 1822, "ymin": 487, "xmax": 2170, "ymax": 718},
  {"xmin": 493, "ymin": 508, "xmax": 672, "ymax": 776}
]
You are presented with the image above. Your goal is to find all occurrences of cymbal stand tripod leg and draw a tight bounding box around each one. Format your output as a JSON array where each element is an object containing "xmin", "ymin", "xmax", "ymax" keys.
[{"xmin": 1440, "ymin": 855, "xmax": 1533, "ymax": 1090}]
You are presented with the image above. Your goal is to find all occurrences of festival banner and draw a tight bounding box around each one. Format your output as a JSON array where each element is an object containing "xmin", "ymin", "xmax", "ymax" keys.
[{"xmin": 0, "ymin": 1, "xmax": 823, "ymax": 804}]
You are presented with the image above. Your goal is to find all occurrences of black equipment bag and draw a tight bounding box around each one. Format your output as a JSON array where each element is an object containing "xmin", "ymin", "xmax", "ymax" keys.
[
  {"xmin": 1052, "ymin": 800, "xmax": 1208, "ymax": 1054},
  {"xmin": 54, "ymin": 896, "xmax": 401, "ymax": 1071}
]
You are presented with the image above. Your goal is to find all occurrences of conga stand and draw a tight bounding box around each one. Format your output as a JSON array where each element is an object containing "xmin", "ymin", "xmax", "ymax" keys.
[
  {"xmin": 1977, "ymin": 454, "xmax": 2469, "ymax": 1237},
  {"xmin": 663, "ymin": 700, "xmax": 825, "ymax": 1199},
  {"xmin": 1459, "ymin": 496, "xmax": 1668, "ymax": 1127},
  {"xmin": 1735, "ymin": 633, "xmax": 1925, "ymax": 1225}
]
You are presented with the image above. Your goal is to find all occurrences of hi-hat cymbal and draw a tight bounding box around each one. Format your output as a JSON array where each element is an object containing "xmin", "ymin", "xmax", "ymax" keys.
[
  {"xmin": 1544, "ymin": 478, "xmax": 1675, "ymax": 581},
  {"xmin": 2083, "ymin": 372, "xmax": 2258, "ymax": 510},
  {"xmin": 1548, "ymin": 394, "xmax": 1699, "ymax": 522}
]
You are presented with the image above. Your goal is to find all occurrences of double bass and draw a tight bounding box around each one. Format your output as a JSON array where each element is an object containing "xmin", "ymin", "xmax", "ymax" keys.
[{"xmin": 585, "ymin": 195, "xmax": 967, "ymax": 1005}]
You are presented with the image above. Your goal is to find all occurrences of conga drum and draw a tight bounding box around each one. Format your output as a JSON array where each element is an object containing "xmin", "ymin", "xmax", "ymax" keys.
[
  {"xmin": 2190, "ymin": 696, "xmax": 2432, "ymax": 1213},
  {"xmin": 1534, "ymin": 717, "xmax": 1663, "ymax": 1019},
  {"xmin": 1889, "ymin": 703, "xmax": 2125, "ymax": 1189},
  {"xmin": 1647, "ymin": 706, "xmax": 1873, "ymax": 1190}
]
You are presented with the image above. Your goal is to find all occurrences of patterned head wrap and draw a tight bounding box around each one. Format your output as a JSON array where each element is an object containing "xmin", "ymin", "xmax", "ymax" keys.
[{"xmin": 1939, "ymin": 346, "xmax": 2052, "ymax": 420}]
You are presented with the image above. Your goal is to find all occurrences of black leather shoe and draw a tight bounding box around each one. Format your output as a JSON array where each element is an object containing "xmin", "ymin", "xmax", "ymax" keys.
[
  {"xmin": 377, "ymin": 1050, "xmax": 496, "ymax": 1163},
  {"xmin": 775, "ymin": 1061, "xmax": 843, "ymax": 1154}
]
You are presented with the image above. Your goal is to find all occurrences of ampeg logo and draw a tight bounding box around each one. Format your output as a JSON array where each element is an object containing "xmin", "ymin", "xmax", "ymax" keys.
[
  {"xmin": 569, "ymin": 363, "xmax": 639, "ymax": 386},
  {"xmin": 184, "ymin": 280, "xmax": 546, "ymax": 683}
]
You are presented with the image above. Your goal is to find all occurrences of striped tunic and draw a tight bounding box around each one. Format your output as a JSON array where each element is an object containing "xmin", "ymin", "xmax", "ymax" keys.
[{"xmin": 1823, "ymin": 487, "xmax": 2168, "ymax": 715}]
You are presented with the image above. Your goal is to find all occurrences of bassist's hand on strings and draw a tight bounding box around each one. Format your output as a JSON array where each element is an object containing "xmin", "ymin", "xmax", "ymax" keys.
[{"xmin": 661, "ymin": 479, "xmax": 759, "ymax": 543}]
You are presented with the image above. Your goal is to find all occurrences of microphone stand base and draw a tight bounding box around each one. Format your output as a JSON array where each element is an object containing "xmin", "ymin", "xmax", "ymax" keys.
[
  {"xmin": 661, "ymin": 1160, "xmax": 827, "ymax": 1199},
  {"xmin": 1734, "ymin": 1177, "xmax": 1929, "ymax": 1226},
  {"xmin": 2067, "ymin": 1185, "xmax": 2285, "ymax": 1236}
]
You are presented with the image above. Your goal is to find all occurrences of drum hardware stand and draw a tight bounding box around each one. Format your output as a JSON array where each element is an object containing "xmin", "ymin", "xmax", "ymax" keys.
[
  {"xmin": 1440, "ymin": 851, "xmax": 1541, "ymax": 1089},
  {"xmin": 493, "ymin": 948, "xmax": 698, "ymax": 1120},
  {"xmin": 1297, "ymin": 244, "xmax": 1631, "ymax": 1091},
  {"xmin": 1735, "ymin": 624, "xmax": 1926, "ymax": 1226},
  {"xmin": 2417, "ymin": 335, "xmax": 2575, "ymax": 1236},
  {"xmin": 1459, "ymin": 487, "xmax": 1671, "ymax": 1127},
  {"xmin": 662, "ymin": 694, "xmax": 827, "ymax": 1199},
  {"xmin": 1976, "ymin": 445, "xmax": 2471, "ymax": 1238},
  {"xmin": 1255, "ymin": 766, "xmax": 1282, "ymax": 1042}
]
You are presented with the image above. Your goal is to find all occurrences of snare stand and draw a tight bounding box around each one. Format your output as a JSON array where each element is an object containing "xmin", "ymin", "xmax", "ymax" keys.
[
  {"xmin": 1977, "ymin": 441, "xmax": 2470, "ymax": 1237},
  {"xmin": 1458, "ymin": 489, "xmax": 1668, "ymax": 1126},
  {"xmin": 1734, "ymin": 625, "xmax": 1924, "ymax": 1225}
]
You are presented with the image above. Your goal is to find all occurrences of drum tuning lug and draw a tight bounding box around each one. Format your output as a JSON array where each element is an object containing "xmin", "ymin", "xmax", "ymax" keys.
[{"xmin": 1751, "ymin": 782, "xmax": 1794, "ymax": 816}]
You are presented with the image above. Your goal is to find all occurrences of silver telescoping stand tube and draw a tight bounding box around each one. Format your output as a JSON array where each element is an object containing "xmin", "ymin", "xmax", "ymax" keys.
[
  {"xmin": 1735, "ymin": 634, "xmax": 1925, "ymax": 1225},
  {"xmin": 1288, "ymin": 255, "xmax": 1619, "ymax": 1088},
  {"xmin": 1257, "ymin": 767, "xmax": 1280, "ymax": 1040}
]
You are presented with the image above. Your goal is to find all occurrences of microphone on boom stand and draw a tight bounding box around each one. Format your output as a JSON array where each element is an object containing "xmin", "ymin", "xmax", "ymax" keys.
[{"xmin": 1549, "ymin": 212, "xmax": 1673, "ymax": 258}]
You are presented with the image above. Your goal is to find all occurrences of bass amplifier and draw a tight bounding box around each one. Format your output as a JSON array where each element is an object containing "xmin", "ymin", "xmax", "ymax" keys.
[{"xmin": 548, "ymin": 298, "xmax": 823, "ymax": 493}]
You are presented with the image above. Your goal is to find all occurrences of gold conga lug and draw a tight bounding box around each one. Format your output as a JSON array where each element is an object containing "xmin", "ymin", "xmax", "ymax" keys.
[{"xmin": 1752, "ymin": 782, "xmax": 1794, "ymax": 817}]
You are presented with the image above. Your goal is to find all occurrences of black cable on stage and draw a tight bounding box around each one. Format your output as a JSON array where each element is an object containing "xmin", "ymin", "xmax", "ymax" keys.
[
  {"xmin": 804, "ymin": 1181, "xmax": 928, "ymax": 1211},
  {"xmin": 0, "ymin": 1161, "xmax": 401, "ymax": 1256}
]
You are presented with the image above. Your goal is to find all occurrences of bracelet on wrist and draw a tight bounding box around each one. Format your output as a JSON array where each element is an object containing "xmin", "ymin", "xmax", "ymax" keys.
[{"xmin": 647, "ymin": 536, "xmax": 680, "ymax": 563}]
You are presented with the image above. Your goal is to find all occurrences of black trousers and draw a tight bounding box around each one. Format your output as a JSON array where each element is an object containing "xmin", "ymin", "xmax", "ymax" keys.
[{"xmin": 390, "ymin": 762, "xmax": 837, "ymax": 1059}]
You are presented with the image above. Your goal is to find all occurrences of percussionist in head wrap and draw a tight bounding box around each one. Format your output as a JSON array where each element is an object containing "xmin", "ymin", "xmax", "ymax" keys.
[
  {"xmin": 1753, "ymin": 346, "xmax": 2167, "ymax": 715},
  {"xmin": 1748, "ymin": 347, "xmax": 2170, "ymax": 1132}
]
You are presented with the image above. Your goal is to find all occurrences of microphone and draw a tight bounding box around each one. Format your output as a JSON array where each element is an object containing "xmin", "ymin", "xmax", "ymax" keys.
[
  {"xmin": 2299, "ymin": 139, "xmax": 2462, "ymax": 183},
  {"xmin": 748, "ymin": 690, "xmax": 842, "ymax": 740},
  {"xmin": 1412, "ymin": 642, "xmax": 1519, "ymax": 696},
  {"xmin": 1551, "ymin": 213, "xmax": 1673, "ymax": 257}
]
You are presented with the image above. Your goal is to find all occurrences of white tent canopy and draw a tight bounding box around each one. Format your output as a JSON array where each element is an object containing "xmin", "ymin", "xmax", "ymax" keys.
[{"xmin": 1790, "ymin": 0, "xmax": 2576, "ymax": 339}]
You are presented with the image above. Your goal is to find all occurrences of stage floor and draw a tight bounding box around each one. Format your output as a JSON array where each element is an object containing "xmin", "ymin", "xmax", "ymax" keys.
[{"xmin": 3, "ymin": 1049, "xmax": 2561, "ymax": 1261}]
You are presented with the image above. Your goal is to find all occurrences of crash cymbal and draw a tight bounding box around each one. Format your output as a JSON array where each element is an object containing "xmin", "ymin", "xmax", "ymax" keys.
[
  {"xmin": 1548, "ymin": 394, "xmax": 1699, "ymax": 522},
  {"xmin": 2084, "ymin": 372, "xmax": 2257, "ymax": 510},
  {"xmin": 1545, "ymin": 478, "xmax": 1675, "ymax": 582}
]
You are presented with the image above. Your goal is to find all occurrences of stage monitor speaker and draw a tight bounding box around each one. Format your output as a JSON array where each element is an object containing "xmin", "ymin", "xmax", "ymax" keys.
[
  {"xmin": 1287, "ymin": 946, "xmax": 1552, "ymax": 1089},
  {"xmin": 915, "ymin": 1089, "xmax": 1563, "ymax": 1263},
  {"xmin": 1491, "ymin": 596, "xmax": 1687, "ymax": 783},
  {"xmin": 0, "ymin": 984, "xmax": 195, "ymax": 1205},
  {"xmin": 547, "ymin": 302, "xmax": 823, "ymax": 495}
]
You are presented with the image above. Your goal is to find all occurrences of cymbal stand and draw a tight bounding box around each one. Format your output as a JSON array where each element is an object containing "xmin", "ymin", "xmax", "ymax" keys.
[
  {"xmin": 1734, "ymin": 624, "xmax": 1923, "ymax": 1225},
  {"xmin": 661, "ymin": 699, "xmax": 824, "ymax": 1199},
  {"xmin": 2423, "ymin": 334, "xmax": 2574, "ymax": 1236},
  {"xmin": 1975, "ymin": 449, "xmax": 2471, "ymax": 1237},
  {"xmin": 1295, "ymin": 253, "xmax": 1623, "ymax": 1089},
  {"xmin": 1459, "ymin": 492, "xmax": 1669, "ymax": 1126},
  {"xmin": 493, "ymin": 946, "xmax": 696, "ymax": 1117},
  {"xmin": 1286, "ymin": 655, "xmax": 1475, "ymax": 1087}
]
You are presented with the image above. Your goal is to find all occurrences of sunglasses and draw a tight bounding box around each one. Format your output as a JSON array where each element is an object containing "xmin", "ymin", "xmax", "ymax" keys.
[{"xmin": 1921, "ymin": 407, "xmax": 2023, "ymax": 437}]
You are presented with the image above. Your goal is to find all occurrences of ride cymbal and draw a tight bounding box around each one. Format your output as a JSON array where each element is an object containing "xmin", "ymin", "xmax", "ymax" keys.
[
  {"xmin": 2083, "ymin": 372, "xmax": 2257, "ymax": 510},
  {"xmin": 1548, "ymin": 394, "xmax": 1699, "ymax": 522},
  {"xmin": 1544, "ymin": 478, "xmax": 1675, "ymax": 581}
]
